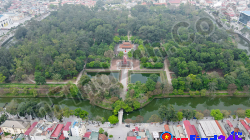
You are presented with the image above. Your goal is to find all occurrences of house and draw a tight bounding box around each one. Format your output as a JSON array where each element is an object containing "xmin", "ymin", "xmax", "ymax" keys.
[
  {"xmin": 198, "ymin": 120, "xmax": 223, "ymax": 138},
  {"xmin": 164, "ymin": 125, "xmax": 170, "ymax": 132},
  {"xmin": 0, "ymin": 14, "xmax": 13, "ymax": 28},
  {"xmin": 71, "ymin": 120, "xmax": 86, "ymax": 137},
  {"xmin": 238, "ymin": 11, "xmax": 250, "ymax": 26},
  {"xmin": 63, "ymin": 122, "xmax": 71, "ymax": 138},
  {"xmin": 24, "ymin": 122, "xmax": 38, "ymax": 136},
  {"xmin": 167, "ymin": 0, "xmax": 181, "ymax": 6},
  {"xmin": 215, "ymin": 120, "xmax": 227, "ymax": 139},
  {"xmin": 50, "ymin": 124, "xmax": 64, "ymax": 139},
  {"xmin": 127, "ymin": 136, "xmax": 137, "ymax": 140},
  {"xmin": 244, "ymin": 118, "xmax": 250, "ymax": 126},
  {"xmin": 90, "ymin": 131, "xmax": 99, "ymax": 140},
  {"xmin": 29, "ymin": 121, "xmax": 57, "ymax": 140},
  {"xmin": 15, "ymin": 133, "xmax": 24, "ymax": 140},
  {"xmin": 99, "ymin": 134, "xmax": 108, "ymax": 140},
  {"xmin": 183, "ymin": 120, "xmax": 197, "ymax": 139},
  {"xmin": 238, "ymin": 120, "xmax": 250, "ymax": 140},
  {"xmin": 224, "ymin": 120, "xmax": 234, "ymax": 136},
  {"xmin": 0, "ymin": 120, "xmax": 30, "ymax": 135},
  {"xmin": 218, "ymin": 121, "xmax": 229, "ymax": 138},
  {"xmin": 84, "ymin": 132, "xmax": 92, "ymax": 140},
  {"xmin": 69, "ymin": 136, "xmax": 82, "ymax": 140}
]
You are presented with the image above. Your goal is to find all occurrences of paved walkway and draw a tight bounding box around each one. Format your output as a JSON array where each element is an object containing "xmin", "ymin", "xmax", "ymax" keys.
[
  {"xmin": 120, "ymin": 69, "xmax": 128, "ymax": 100},
  {"xmin": 118, "ymin": 109, "xmax": 123, "ymax": 125},
  {"xmin": 164, "ymin": 58, "xmax": 172, "ymax": 85}
]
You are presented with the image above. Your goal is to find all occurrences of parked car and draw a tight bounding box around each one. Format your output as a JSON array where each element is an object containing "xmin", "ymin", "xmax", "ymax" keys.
[{"xmin": 125, "ymin": 124, "xmax": 130, "ymax": 127}]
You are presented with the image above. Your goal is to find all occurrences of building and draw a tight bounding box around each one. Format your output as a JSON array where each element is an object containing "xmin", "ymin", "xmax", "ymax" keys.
[
  {"xmin": 15, "ymin": 133, "xmax": 24, "ymax": 140},
  {"xmin": 239, "ymin": 11, "xmax": 250, "ymax": 26},
  {"xmin": 218, "ymin": 121, "xmax": 228, "ymax": 138},
  {"xmin": 117, "ymin": 42, "xmax": 136, "ymax": 54},
  {"xmin": 152, "ymin": 131, "xmax": 159, "ymax": 139},
  {"xmin": 24, "ymin": 122, "xmax": 38, "ymax": 136},
  {"xmin": 198, "ymin": 120, "xmax": 223, "ymax": 138},
  {"xmin": 89, "ymin": 131, "xmax": 99, "ymax": 140},
  {"xmin": 224, "ymin": 120, "xmax": 234, "ymax": 136},
  {"xmin": 239, "ymin": 120, "xmax": 250, "ymax": 140},
  {"xmin": 244, "ymin": 118, "xmax": 250, "ymax": 126},
  {"xmin": 3, "ymin": 12, "xmax": 24, "ymax": 21},
  {"xmin": 83, "ymin": 132, "xmax": 92, "ymax": 140},
  {"xmin": 164, "ymin": 125, "xmax": 170, "ymax": 132},
  {"xmin": 0, "ymin": 15, "xmax": 13, "ymax": 28},
  {"xmin": 29, "ymin": 121, "xmax": 56, "ymax": 140},
  {"xmin": 70, "ymin": 120, "xmax": 86, "ymax": 137},
  {"xmin": 0, "ymin": 120, "xmax": 30, "ymax": 135},
  {"xmin": 183, "ymin": 120, "xmax": 197, "ymax": 140},
  {"xmin": 99, "ymin": 134, "xmax": 108, "ymax": 140},
  {"xmin": 63, "ymin": 122, "xmax": 71, "ymax": 138},
  {"xmin": 69, "ymin": 136, "xmax": 82, "ymax": 140},
  {"xmin": 146, "ymin": 130, "xmax": 153, "ymax": 140},
  {"xmin": 50, "ymin": 124, "xmax": 64, "ymax": 139},
  {"xmin": 215, "ymin": 120, "xmax": 227, "ymax": 139},
  {"xmin": 167, "ymin": 0, "xmax": 181, "ymax": 6}
]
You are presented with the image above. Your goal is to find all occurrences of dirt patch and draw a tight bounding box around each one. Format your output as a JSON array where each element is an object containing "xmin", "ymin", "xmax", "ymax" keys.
[{"xmin": 202, "ymin": 69, "xmax": 224, "ymax": 77}]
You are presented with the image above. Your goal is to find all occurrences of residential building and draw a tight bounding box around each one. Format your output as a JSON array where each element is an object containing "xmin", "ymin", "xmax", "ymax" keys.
[
  {"xmin": 239, "ymin": 11, "xmax": 250, "ymax": 25},
  {"xmin": 239, "ymin": 120, "xmax": 250, "ymax": 140},
  {"xmin": 50, "ymin": 124, "xmax": 64, "ymax": 139},
  {"xmin": 70, "ymin": 119, "xmax": 86, "ymax": 137},
  {"xmin": 29, "ymin": 121, "xmax": 56, "ymax": 140},
  {"xmin": 224, "ymin": 120, "xmax": 234, "ymax": 136},
  {"xmin": 183, "ymin": 120, "xmax": 197, "ymax": 139},
  {"xmin": 0, "ymin": 15, "xmax": 13, "ymax": 28},
  {"xmin": 218, "ymin": 121, "xmax": 229, "ymax": 138},
  {"xmin": 164, "ymin": 125, "xmax": 170, "ymax": 132},
  {"xmin": 167, "ymin": 0, "xmax": 181, "ymax": 6},
  {"xmin": 15, "ymin": 133, "xmax": 24, "ymax": 140},
  {"xmin": 69, "ymin": 136, "xmax": 82, "ymax": 140},
  {"xmin": 0, "ymin": 120, "xmax": 30, "ymax": 135},
  {"xmin": 24, "ymin": 122, "xmax": 38, "ymax": 136},
  {"xmin": 89, "ymin": 131, "xmax": 99, "ymax": 140},
  {"xmin": 99, "ymin": 134, "xmax": 108, "ymax": 140},
  {"xmin": 152, "ymin": 131, "xmax": 159, "ymax": 139},
  {"xmin": 244, "ymin": 118, "xmax": 250, "ymax": 126},
  {"xmin": 63, "ymin": 122, "xmax": 71, "ymax": 138},
  {"xmin": 215, "ymin": 120, "xmax": 227, "ymax": 139},
  {"xmin": 198, "ymin": 120, "xmax": 223, "ymax": 138},
  {"xmin": 3, "ymin": 12, "xmax": 24, "ymax": 21},
  {"xmin": 83, "ymin": 132, "xmax": 92, "ymax": 140},
  {"xmin": 146, "ymin": 130, "xmax": 153, "ymax": 140}
]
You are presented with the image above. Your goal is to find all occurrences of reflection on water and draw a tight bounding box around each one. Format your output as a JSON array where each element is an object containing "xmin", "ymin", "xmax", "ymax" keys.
[
  {"xmin": 0, "ymin": 97, "xmax": 249, "ymax": 122},
  {"xmin": 127, "ymin": 97, "xmax": 250, "ymax": 122},
  {"xmin": 130, "ymin": 73, "xmax": 161, "ymax": 83},
  {"xmin": 87, "ymin": 72, "xmax": 120, "ymax": 80}
]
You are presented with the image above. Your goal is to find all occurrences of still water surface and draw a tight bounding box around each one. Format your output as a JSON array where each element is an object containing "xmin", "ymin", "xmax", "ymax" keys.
[{"xmin": 0, "ymin": 97, "xmax": 249, "ymax": 122}]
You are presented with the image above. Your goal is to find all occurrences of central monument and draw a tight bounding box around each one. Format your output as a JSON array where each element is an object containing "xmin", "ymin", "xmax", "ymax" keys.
[{"xmin": 118, "ymin": 56, "xmax": 132, "ymax": 69}]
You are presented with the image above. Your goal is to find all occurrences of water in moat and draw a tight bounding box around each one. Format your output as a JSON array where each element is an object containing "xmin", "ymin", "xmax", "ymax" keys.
[
  {"xmin": 130, "ymin": 73, "xmax": 161, "ymax": 83},
  {"xmin": 87, "ymin": 72, "xmax": 120, "ymax": 80},
  {"xmin": 0, "ymin": 97, "xmax": 249, "ymax": 122}
]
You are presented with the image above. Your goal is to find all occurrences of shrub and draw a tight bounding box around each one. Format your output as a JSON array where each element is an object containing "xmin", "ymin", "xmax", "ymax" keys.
[{"xmin": 109, "ymin": 135, "xmax": 113, "ymax": 138}]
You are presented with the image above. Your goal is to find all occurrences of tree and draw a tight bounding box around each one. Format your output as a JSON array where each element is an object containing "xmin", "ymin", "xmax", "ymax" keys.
[
  {"xmin": 147, "ymin": 114, "xmax": 162, "ymax": 123},
  {"xmin": 52, "ymin": 73, "xmax": 62, "ymax": 83},
  {"xmin": 54, "ymin": 105, "xmax": 63, "ymax": 121},
  {"xmin": 236, "ymin": 109, "xmax": 245, "ymax": 118},
  {"xmin": 208, "ymin": 82, "xmax": 217, "ymax": 93},
  {"xmin": 177, "ymin": 112, "xmax": 183, "ymax": 122},
  {"xmin": 200, "ymin": 89, "xmax": 207, "ymax": 96},
  {"xmin": 149, "ymin": 74, "xmax": 159, "ymax": 82},
  {"xmin": 99, "ymin": 128, "xmax": 104, "ymax": 134},
  {"xmin": 95, "ymin": 116, "xmax": 106, "ymax": 125},
  {"xmin": 227, "ymin": 84, "xmax": 237, "ymax": 95},
  {"xmin": 133, "ymin": 100, "xmax": 140, "ymax": 110},
  {"xmin": 118, "ymin": 51, "xmax": 124, "ymax": 58},
  {"xmin": 135, "ymin": 115, "xmax": 144, "ymax": 123},
  {"xmin": 79, "ymin": 110, "xmax": 88, "ymax": 120},
  {"xmin": 6, "ymin": 100, "xmax": 18, "ymax": 115},
  {"xmin": 195, "ymin": 112, "xmax": 204, "ymax": 120},
  {"xmin": 158, "ymin": 105, "xmax": 167, "ymax": 121},
  {"xmin": 104, "ymin": 50, "xmax": 115, "ymax": 59},
  {"xmin": 15, "ymin": 27, "xmax": 28, "ymax": 39},
  {"xmin": 221, "ymin": 110, "xmax": 230, "ymax": 118},
  {"xmin": 0, "ymin": 73, "xmax": 6, "ymax": 83},
  {"xmin": 74, "ymin": 108, "xmax": 82, "ymax": 118},
  {"xmin": 62, "ymin": 107, "xmax": 74, "ymax": 118},
  {"xmin": 146, "ymin": 79, "xmax": 156, "ymax": 91},
  {"xmin": 113, "ymin": 36, "xmax": 120, "ymax": 43},
  {"xmin": 210, "ymin": 109, "xmax": 223, "ymax": 120},
  {"xmin": 108, "ymin": 115, "xmax": 119, "ymax": 124},
  {"xmin": 78, "ymin": 75, "xmax": 91, "ymax": 86},
  {"xmin": 34, "ymin": 71, "xmax": 46, "ymax": 85},
  {"xmin": 203, "ymin": 109, "xmax": 210, "ymax": 118},
  {"xmin": 246, "ymin": 109, "xmax": 250, "ymax": 118}
]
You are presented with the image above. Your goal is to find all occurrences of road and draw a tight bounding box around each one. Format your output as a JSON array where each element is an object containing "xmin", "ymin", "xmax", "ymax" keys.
[
  {"xmin": 74, "ymin": 61, "xmax": 87, "ymax": 85},
  {"xmin": 164, "ymin": 58, "xmax": 172, "ymax": 85}
]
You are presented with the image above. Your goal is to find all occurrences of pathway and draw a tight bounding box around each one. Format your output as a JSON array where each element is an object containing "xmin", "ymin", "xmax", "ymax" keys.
[
  {"xmin": 164, "ymin": 58, "xmax": 172, "ymax": 85},
  {"xmin": 120, "ymin": 69, "xmax": 128, "ymax": 100},
  {"xmin": 74, "ymin": 61, "xmax": 87, "ymax": 85},
  {"xmin": 118, "ymin": 109, "xmax": 123, "ymax": 125}
]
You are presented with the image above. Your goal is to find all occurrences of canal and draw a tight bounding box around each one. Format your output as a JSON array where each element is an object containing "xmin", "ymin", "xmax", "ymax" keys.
[{"xmin": 0, "ymin": 97, "xmax": 249, "ymax": 122}]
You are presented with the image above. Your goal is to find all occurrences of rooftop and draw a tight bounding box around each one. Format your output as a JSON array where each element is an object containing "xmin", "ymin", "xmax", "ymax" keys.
[
  {"xmin": 51, "ymin": 124, "xmax": 64, "ymax": 138},
  {"xmin": 245, "ymin": 118, "xmax": 250, "ymax": 124},
  {"xmin": 242, "ymin": 11, "xmax": 250, "ymax": 16},
  {"xmin": 119, "ymin": 42, "xmax": 134, "ymax": 49},
  {"xmin": 0, "ymin": 120, "xmax": 30, "ymax": 129},
  {"xmin": 63, "ymin": 122, "xmax": 71, "ymax": 131},
  {"xmin": 99, "ymin": 134, "xmax": 108, "ymax": 140},
  {"xmin": 84, "ymin": 132, "xmax": 91, "ymax": 138},
  {"xmin": 24, "ymin": 122, "xmax": 38, "ymax": 135},
  {"xmin": 90, "ymin": 131, "xmax": 99, "ymax": 140}
]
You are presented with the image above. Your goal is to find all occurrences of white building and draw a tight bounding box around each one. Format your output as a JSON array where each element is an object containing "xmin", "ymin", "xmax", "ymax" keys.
[
  {"xmin": 70, "ymin": 120, "xmax": 86, "ymax": 137},
  {"xmin": 0, "ymin": 15, "xmax": 13, "ymax": 28},
  {"xmin": 198, "ymin": 120, "xmax": 223, "ymax": 138},
  {"xmin": 63, "ymin": 122, "xmax": 72, "ymax": 138}
]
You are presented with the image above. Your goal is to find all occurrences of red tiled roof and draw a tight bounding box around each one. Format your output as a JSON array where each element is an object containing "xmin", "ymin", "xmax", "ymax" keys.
[
  {"xmin": 191, "ymin": 125, "xmax": 198, "ymax": 136},
  {"xmin": 183, "ymin": 120, "xmax": 196, "ymax": 140},
  {"xmin": 63, "ymin": 122, "xmax": 71, "ymax": 131},
  {"xmin": 127, "ymin": 136, "xmax": 137, "ymax": 140},
  {"xmin": 215, "ymin": 120, "xmax": 227, "ymax": 139},
  {"xmin": 240, "ymin": 120, "xmax": 250, "ymax": 134},
  {"xmin": 142, "ymin": 2, "xmax": 147, "ymax": 5},
  {"xmin": 135, "ymin": 127, "xmax": 139, "ymax": 131},
  {"xmin": 245, "ymin": 118, "xmax": 250, "ymax": 124},
  {"xmin": 206, "ymin": 0, "xmax": 213, "ymax": 3},
  {"xmin": 59, "ymin": 131, "xmax": 65, "ymax": 140},
  {"xmin": 119, "ymin": 42, "xmax": 133, "ymax": 49},
  {"xmin": 24, "ymin": 122, "xmax": 38, "ymax": 135},
  {"xmin": 226, "ymin": 120, "xmax": 233, "ymax": 127},
  {"xmin": 164, "ymin": 125, "xmax": 170, "ymax": 132},
  {"xmin": 84, "ymin": 132, "xmax": 91, "ymax": 138},
  {"xmin": 154, "ymin": 3, "xmax": 167, "ymax": 5},
  {"xmin": 99, "ymin": 134, "xmax": 108, "ymax": 140},
  {"xmin": 51, "ymin": 124, "xmax": 64, "ymax": 138}
]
